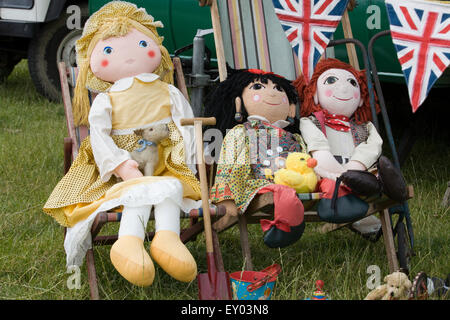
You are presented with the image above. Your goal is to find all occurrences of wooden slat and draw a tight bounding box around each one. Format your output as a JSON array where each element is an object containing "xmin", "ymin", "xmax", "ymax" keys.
[
  {"xmin": 341, "ymin": 10, "xmax": 360, "ymax": 70},
  {"xmin": 58, "ymin": 62, "xmax": 79, "ymax": 158},
  {"xmin": 380, "ymin": 209, "xmax": 399, "ymax": 273},
  {"xmin": 211, "ymin": 0, "xmax": 227, "ymax": 81},
  {"xmin": 172, "ymin": 57, "xmax": 190, "ymax": 102},
  {"xmin": 85, "ymin": 248, "xmax": 100, "ymax": 300},
  {"xmin": 238, "ymin": 214, "xmax": 253, "ymax": 271}
]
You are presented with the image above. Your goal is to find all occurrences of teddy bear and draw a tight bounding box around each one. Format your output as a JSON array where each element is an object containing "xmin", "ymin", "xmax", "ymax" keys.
[
  {"xmin": 365, "ymin": 271, "xmax": 412, "ymax": 300},
  {"xmin": 131, "ymin": 123, "xmax": 169, "ymax": 176}
]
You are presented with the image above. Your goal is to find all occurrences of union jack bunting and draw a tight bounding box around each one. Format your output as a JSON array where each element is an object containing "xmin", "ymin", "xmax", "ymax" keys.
[
  {"xmin": 385, "ymin": 0, "xmax": 450, "ymax": 112},
  {"xmin": 272, "ymin": 0, "xmax": 349, "ymax": 81}
]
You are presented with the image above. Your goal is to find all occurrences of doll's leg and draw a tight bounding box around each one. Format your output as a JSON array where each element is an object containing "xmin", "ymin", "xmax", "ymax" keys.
[
  {"xmin": 150, "ymin": 198, "xmax": 197, "ymax": 282},
  {"xmin": 110, "ymin": 205, "xmax": 155, "ymax": 286}
]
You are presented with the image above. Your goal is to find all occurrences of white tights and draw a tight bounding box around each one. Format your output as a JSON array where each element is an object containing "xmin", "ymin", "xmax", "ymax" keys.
[{"xmin": 118, "ymin": 198, "xmax": 180, "ymax": 240}]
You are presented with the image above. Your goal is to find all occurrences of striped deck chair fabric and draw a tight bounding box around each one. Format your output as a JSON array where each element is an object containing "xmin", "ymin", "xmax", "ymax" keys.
[{"xmin": 217, "ymin": 0, "xmax": 302, "ymax": 80}]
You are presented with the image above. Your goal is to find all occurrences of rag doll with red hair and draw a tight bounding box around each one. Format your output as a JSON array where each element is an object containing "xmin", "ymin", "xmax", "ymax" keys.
[{"xmin": 294, "ymin": 58, "xmax": 407, "ymax": 224}]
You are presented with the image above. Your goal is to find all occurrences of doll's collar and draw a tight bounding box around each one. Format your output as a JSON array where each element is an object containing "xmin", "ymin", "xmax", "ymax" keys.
[
  {"xmin": 109, "ymin": 73, "xmax": 160, "ymax": 92},
  {"xmin": 247, "ymin": 115, "xmax": 290, "ymax": 129}
]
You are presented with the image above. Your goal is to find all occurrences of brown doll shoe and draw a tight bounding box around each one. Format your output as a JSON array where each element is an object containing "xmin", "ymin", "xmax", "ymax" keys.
[
  {"xmin": 377, "ymin": 156, "xmax": 408, "ymax": 202},
  {"xmin": 340, "ymin": 169, "xmax": 382, "ymax": 197}
]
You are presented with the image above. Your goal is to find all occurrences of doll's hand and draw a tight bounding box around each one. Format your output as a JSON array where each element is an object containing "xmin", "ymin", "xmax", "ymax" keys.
[
  {"xmin": 213, "ymin": 199, "xmax": 238, "ymax": 231},
  {"xmin": 114, "ymin": 160, "xmax": 143, "ymax": 181},
  {"xmin": 310, "ymin": 150, "xmax": 345, "ymax": 180},
  {"xmin": 343, "ymin": 160, "xmax": 367, "ymax": 172},
  {"xmin": 218, "ymin": 199, "xmax": 238, "ymax": 217}
]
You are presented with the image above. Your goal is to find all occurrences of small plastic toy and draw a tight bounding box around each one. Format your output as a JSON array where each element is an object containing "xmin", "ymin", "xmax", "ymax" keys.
[{"xmin": 305, "ymin": 280, "xmax": 328, "ymax": 300}]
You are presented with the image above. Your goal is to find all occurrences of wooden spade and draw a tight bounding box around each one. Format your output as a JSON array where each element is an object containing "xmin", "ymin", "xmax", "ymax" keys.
[{"xmin": 180, "ymin": 117, "xmax": 232, "ymax": 300}]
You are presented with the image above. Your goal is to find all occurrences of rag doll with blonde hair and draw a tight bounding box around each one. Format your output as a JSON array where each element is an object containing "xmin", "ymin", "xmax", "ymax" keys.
[{"xmin": 43, "ymin": 1, "xmax": 201, "ymax": 287}]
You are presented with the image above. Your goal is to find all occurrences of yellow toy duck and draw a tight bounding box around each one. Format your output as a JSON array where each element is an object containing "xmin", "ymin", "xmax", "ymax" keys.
[{"xmin": 274, "ymin": 152, "xmax": 318, "ymax": 193}]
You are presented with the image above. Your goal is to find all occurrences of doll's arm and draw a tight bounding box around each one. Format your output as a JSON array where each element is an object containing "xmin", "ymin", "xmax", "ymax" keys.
[
  {"xmin": 88, "ymin": 93, "xmax": 142, "ymax": 182},
  {"xmin": 347, "ymin": 121, "xmax": 383, "ymax": 170},
  {"xmin": 210, "ymin": 126, "xmax": 246, "ymax": 214},
  {"xmin": 299, "ymin": 117, "xmax": 346, "ymax": 179}
]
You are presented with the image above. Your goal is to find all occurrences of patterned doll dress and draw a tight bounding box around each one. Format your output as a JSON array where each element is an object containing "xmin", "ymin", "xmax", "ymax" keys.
[{"xmin": 210, "ymin": 119, "xmax": 306, "ymax": 213}]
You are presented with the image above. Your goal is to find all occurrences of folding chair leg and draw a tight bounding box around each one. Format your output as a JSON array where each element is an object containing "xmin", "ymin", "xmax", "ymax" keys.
[
  {"xmin": 212, "ymin": 230, "xmax": 225, "ymax": 272},
  {"xmin": 86, "ymin": 247, "xmax": 100, "ymax": 300},
  {"xmin": 379, "ymin": 209, "xmax": 399, "ymax": 273},
  {"xmin": 237, "ymin": 214, "xmax": 253, "ymax": 271}
]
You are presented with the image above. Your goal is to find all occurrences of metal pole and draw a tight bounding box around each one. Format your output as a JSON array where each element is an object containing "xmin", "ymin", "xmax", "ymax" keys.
[{"xmin": 190, "ymin": 29, "xmax": 213, "ymax": 117}]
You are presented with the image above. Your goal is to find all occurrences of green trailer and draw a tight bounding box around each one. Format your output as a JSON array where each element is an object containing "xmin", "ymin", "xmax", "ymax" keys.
[{"xmin": 89, "ymin": 0, "xmax": 450, "ymax": 86}]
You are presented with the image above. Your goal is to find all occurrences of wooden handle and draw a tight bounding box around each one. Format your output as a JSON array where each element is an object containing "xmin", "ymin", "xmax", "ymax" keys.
[
  {"xmin": 193, "ymin": 121, "xmax": 215, "ymax": 254},
  {"xmin": 180, "ymin": 117, "xmax": 216, "ymax": 126}
]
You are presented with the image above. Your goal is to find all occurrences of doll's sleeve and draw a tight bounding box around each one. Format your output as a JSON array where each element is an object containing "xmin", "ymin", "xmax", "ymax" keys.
[
  {"xmin": 167, "ymin": 85, "xmax": 197, "ymax": 174},
  {"xmin": 350, "ymin": 121, "xmax": 383, "ymax": 169},
  {"xmin": 88, "ymin": 93, "xmax": 131, "ymax": 182},
  {"xmin": 210, "ymin": 126, "xmax": 247, "ymax": 203},
  {"xmin": 293, "ymin": 133, "xmax": 308, "ymax": 153},
  {"xmin": 299, "ymin": 117, "xmax": 331, "ymax": 153}
]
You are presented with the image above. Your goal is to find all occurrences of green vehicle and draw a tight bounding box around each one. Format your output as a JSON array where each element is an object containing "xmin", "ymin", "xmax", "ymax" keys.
[
  {"xmin": 89, "ymin": 0, "xmax": 450, "ymax": 86},
  {"xmin": 1, "ymin": 0, "xmax": 448, "ymax": 102}
]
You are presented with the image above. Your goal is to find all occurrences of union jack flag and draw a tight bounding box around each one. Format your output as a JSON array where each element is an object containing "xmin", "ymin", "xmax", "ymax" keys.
[
  {"xmin": 272, "ymin": 0, "xmax": 349, "ymax": 81},
  {"xmin": 385, "ymin": 0, "xmax": 450, "ymax": 112}
]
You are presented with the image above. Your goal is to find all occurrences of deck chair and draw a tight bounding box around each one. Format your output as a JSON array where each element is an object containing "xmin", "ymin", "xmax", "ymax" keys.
[
  {"xmin": 57, "ymin": 57, "xmax": 226, "ymax": 300},
  {"xmin": 202, "ymin": 0, "xmax": 414, "ymax": 273}
]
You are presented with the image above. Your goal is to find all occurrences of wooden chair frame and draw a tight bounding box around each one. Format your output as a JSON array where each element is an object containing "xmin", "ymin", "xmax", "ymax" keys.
[{"xmin": 58, "ymin": 58, "xmax": 226, "ymax": 300}]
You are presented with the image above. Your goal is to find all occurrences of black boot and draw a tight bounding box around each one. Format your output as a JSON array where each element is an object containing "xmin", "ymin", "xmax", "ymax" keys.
[{"xmin": 377, "ymin": 156, "xmax": 408, "ymax": 202}]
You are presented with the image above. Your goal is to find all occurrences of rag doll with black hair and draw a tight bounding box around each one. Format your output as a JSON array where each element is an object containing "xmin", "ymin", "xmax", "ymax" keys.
[{"xmin": 204, "ymin": 68, "xmax": 313, "ymax": 248}]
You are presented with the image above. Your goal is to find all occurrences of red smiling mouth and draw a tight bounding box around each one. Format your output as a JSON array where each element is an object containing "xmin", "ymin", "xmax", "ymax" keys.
[{"xmin": 333, "ymin": 96, "xmax": 352, "ymax": 101}]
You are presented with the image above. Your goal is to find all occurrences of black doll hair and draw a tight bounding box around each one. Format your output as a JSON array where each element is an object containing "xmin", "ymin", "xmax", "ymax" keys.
[{"xmin": 203, "ymin": 66, "xmax": 300, "ymax": 136}]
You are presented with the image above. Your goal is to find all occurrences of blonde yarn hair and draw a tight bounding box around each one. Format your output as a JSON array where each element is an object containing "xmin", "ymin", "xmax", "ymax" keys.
[{"xmin": 73, "ymin": 1, "xmax": 174, "ymax": 126}]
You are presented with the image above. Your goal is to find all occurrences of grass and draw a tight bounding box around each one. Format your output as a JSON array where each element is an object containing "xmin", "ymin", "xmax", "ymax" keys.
[{"xmin": 0, "ymin": 60, "xmax": 448, "ymax": 300}]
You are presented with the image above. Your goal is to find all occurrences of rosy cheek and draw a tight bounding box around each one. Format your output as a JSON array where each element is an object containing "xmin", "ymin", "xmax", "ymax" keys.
[
  {"xmin": 325, "ymin": 89, "xmax": 333, "ymax": 97},
  {"xmin": 353, "ymin": 91, "xmax": 360, "ymax": 99},
  {"xmin": 148, "ymin": 50, "xmax": 155, "ymax": 58},
  {"xmin": 101, "ymin": 59, "xmax": 109, "ymax": 67},
  {"xmin": 253, "ymin": 94, "xmax": 260, "ymax": 102}
]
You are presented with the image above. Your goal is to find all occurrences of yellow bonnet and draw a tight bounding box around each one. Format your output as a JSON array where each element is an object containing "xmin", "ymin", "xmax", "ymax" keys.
[{"xmin": 73, "ymin": 1, "xmax": 174, "ymax": 126}]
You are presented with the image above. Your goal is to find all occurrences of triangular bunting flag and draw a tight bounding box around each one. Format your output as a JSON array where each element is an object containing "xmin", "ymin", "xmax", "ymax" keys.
[
  {"xmin": 272, "ymin": 0, "xmax": 349, "ymax": 81},
  {"xmin": 385, "ymin": 0, "xmax": 450, "ymax": 112}
]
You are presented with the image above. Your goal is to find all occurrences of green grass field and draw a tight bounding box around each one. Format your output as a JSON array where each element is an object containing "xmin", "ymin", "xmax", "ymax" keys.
[{"xmin": 0, "ymin": 61, "xmax": 448, "ymax": 300}]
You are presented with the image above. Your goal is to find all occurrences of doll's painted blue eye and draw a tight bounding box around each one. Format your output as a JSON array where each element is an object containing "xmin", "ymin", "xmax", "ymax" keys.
[
  {"xmin": 139, "ymin": 40, "xmax": 148, "ymax": 48},
  {"xmin": 103, "ymin": 46, "xmax": 113, "ymax": 55}
]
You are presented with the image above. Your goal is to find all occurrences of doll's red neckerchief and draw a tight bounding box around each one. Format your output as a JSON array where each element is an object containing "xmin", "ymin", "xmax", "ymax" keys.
[{"xmin": 322, "ymin": 109, "xmax": 351, "ymax": 132}]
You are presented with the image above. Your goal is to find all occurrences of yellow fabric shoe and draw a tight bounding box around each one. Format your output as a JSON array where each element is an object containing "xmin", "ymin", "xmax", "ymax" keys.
[
  {"xmin": 110, "ymin": 235, "xmax": 155, "ymax": 287},
  {"xmin": 150, "ymin": 230, "xmax": 197, "ymax": 282}
]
